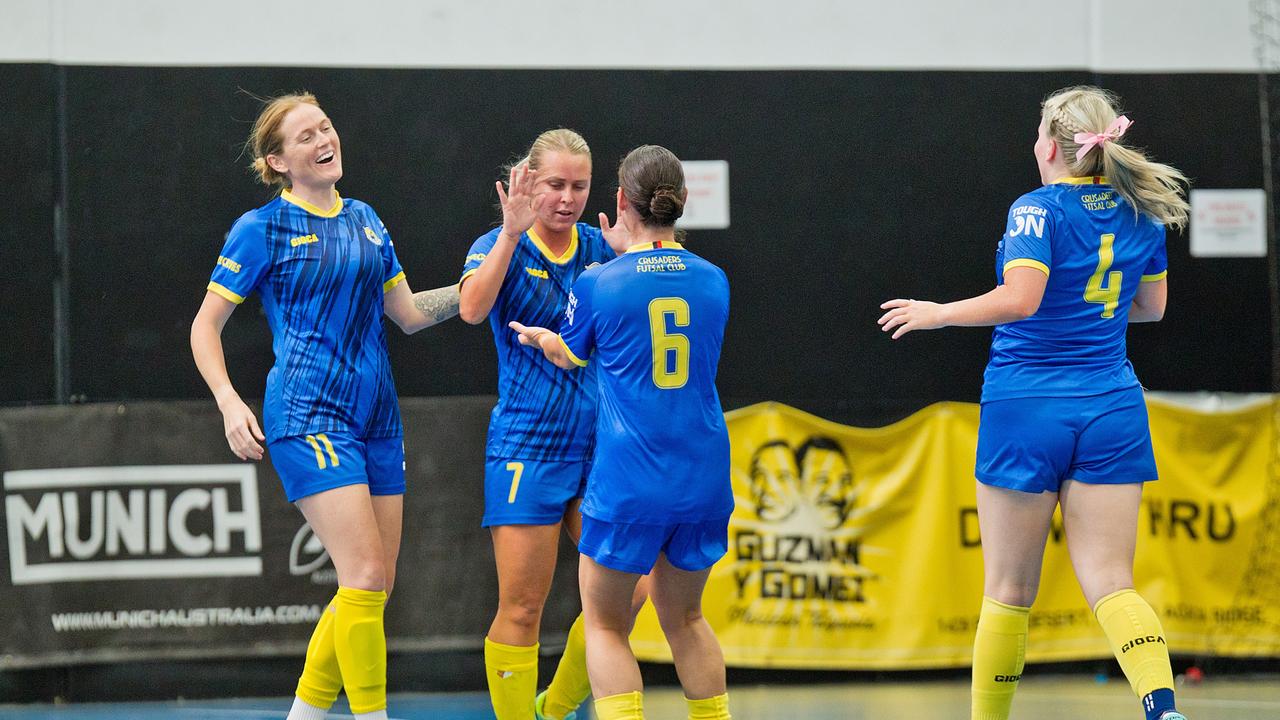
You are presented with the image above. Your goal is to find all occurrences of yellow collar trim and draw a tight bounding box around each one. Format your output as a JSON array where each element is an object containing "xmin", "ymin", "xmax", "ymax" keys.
[
  {"xmin": 527, "ymin": 226, "xmax": 578, "ymax": 265},
  {"xmin": 1053, "ymin": 176, "xmax": 1109, "ymax": 185},
  {"xmin": 626, "ymin": 240, "xmax": 685, "ymax": 253},
  {"xmin": 282, "ymin": 188, "xmax": 343, "ymax": 218}
]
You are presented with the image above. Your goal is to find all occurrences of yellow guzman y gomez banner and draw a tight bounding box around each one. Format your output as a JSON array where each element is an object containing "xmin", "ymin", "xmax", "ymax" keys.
[{"xmin": 629, "ymin": 397, "xmax": 1280, "ymax": 669}]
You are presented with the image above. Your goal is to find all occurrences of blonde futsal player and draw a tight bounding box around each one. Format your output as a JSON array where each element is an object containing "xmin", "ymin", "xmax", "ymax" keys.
[
  {"xmin": 879, "ymin": 86, "xmax": 1189, "ymax": 720},
  {"xmin": 458, "ymin": 130, "xmax": 614, "ymax": 720}
]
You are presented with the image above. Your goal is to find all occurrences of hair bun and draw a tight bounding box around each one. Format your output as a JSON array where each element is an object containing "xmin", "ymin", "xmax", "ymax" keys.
[
  {"xmin": 250, "ymin": 156, "xmax": 274, "ymax": 186},
  {"xmin": 648, "ymin": 185, "xmax": 685, "ymax": 224}
]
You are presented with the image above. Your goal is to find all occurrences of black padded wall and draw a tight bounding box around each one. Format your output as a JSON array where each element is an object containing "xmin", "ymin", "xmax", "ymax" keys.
[{"xmin": 5, "ymin": 66, "xmax": 1273, "ymax": 414}]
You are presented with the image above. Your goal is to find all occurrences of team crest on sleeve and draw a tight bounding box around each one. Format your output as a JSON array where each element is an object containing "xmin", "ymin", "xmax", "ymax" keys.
[{"xmin": 363, "ymin": 226, "xmax": 383, "ymax": 246}]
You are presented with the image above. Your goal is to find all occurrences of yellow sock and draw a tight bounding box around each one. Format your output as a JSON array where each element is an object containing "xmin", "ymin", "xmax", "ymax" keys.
[
  {"xmin": 485, "ymin": 638, "xmax": 539, "ymax": 720},
  {"xmin": 594, "ymin": 691, "xmax": 644, "ymax": 720},
  {"xmin": 971, "ymin": 596, "xmax": 1029, "ymax": 720},
  {"xmin": 686, "ymin": 692, "xmax": 731, "ymax": 719},
  {"xmin": 333, "ymin": 586, "xmax": 388, "ymax": 715},
  {"xmin": 295, "ymin": 594, "xmax": 342, "ymax": 708},
  {"xmin": 1093, "ymin": 589, "xmax": 1175, "ymax": 698},
  {"xmin": 542, "ymin": 614, "xmax": 590, "ymax": 719}
]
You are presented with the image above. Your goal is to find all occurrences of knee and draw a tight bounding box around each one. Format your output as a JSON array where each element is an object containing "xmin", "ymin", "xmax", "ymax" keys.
[
  {"xmin": 654, "ymin": 603, "xmax": 705, "ymax": 636},
  {"xmin": 497, "ymin": 593, "xmax": 547, "ymax": 631},
  {"xmin": 1081, "ymin": 577, "xmax": 1134, "ymax": 609},
  {"xmin": 340, "ymin": 555, "xmax": 388, "ymax": 592},
  {"xmin": 984, "ymin": 581, "xmax": 1037, "ymax": 609}
]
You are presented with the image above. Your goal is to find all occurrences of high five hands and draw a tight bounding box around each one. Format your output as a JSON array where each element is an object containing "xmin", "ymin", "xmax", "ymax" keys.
[{"xmin": 497, "ymin": 162, "xmax": 546, "ymax": 239}]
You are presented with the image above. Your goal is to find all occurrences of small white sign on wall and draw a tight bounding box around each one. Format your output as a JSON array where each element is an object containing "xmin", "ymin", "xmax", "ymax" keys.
[
  {"xmin": 1190, "ymin": 189, "xmax": 1267, "ymax": 258},
  {"xmin": 678, "ymin": 161, "xmax": 730, "ymax": 230}
]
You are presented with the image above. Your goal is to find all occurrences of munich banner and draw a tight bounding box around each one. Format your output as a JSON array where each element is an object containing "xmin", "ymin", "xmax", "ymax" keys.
[
  {"xmin": 630, "ymin": 397, "xmax": 1280, "ymax": 669},
  {"xmin": 0, "ymin": 398, "xmax": 581, "ymax": 668}
]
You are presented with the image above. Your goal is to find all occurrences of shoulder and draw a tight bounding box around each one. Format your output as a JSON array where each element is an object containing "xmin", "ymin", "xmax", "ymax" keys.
[
  {"xmin": 1009, "ymin": 186, "xmax": 1059, "ymax": 213},
  {"xmin": 343, "ymin": 197, "xmax": 383, "ymax": 222},
  {"xmin": 576, "ymin": 223, "xmax": 611, "ymax": 256},
  {"xmin": 343, "ymin": 196, "xmax": 381, "ymax": 213},
  {"xmin": 579, "ymin": 258, "xmax": 613, "ymax": 283},
  {"xmin": 468, "ymin": 226, "xmax": 504, "ymax": 251},
  {"xmin": 228, "ymin": 200, "xmax": 278, "ymax": 238},
  {"xmin": 687, "ymin": 251, "xmax": 729, "ymax": 287}
]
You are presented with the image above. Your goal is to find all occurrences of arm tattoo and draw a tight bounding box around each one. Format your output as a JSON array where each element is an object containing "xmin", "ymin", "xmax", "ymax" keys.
[{"xmin": 412, "ymin": 285, "xmax": 461, "ymax": 327}]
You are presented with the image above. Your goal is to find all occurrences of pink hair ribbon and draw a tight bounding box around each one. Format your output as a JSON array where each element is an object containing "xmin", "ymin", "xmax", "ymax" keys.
[{"xmin": 1074, "ymin": 115, "xmax": 1132, "ymax": 161}]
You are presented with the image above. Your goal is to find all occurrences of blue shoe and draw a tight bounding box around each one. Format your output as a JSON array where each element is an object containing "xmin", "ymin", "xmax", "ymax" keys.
[{"xmin": 535, "ymin": 690, "xmax": 578, "ymax": 720}]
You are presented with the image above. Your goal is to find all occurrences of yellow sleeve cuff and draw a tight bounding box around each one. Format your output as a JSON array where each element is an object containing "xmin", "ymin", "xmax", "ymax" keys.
[
  {"xmin": 383, "ymin": 271, "xmax": 406, "ymax": 292},
  {"xmin": 558, "ymin": 335, "xmax": 588, "ymax": 367},
  {"xmin": 458, "ymin": 268, "xmax": 479, "ymax": 289},
  {"xmin": 207, "ymin": 281, "xmax": 246, "ymax": 304},
  {"xmin": 1003, "ymin": 259, "xmax": 1050, "ymax": 277},
  {"xmin": 1140, "ymin": 270, "xmax": 1168, "ymax": 282}
]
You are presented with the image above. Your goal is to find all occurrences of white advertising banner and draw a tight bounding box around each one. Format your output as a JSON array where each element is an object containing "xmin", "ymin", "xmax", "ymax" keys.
[
  {"xmin": 1190, "ymin": 189, "xmax": 1267, "ymax": 258},
  {"xmin": 679, "ymin": 160, "xmax": 731, "ymax": 230}
]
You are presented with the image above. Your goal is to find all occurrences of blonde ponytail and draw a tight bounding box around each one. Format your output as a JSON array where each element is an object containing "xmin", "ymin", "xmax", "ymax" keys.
[{"xmin": 1043, "ymin": 86, "xmax": 1190, "ymax": 230}]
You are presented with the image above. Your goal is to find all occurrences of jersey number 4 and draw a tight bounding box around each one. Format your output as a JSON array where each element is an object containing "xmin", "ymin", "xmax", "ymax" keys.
[
  {"xmin": 649, "ymin": 297, "xmax": 690, "ymax": 389},
  {"xmin": 1084, "ymin": 233, "xmax": 1122, "ymax": 319}
]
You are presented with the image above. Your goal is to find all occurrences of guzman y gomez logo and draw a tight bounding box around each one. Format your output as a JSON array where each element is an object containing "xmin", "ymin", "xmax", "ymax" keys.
[
  {"xmin": 730, "ymin": 436, "xmax": 870, "ymax": 605},
  {"xmin": 4, "ymin": 465, "xmax": 262, "ymax": 585}
]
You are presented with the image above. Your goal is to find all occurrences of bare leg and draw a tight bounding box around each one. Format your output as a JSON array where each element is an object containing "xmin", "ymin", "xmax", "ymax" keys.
[
  {"xmin": 649, "ymin": 555, "xmax": 724, "ymax": 701},
  {"xmin": 1058, "ymin": 480, "xmax": 1140, "ymax": 607},
  {"xmin": 579, "ymin": 554, "xmax": 644, "ymax": 698},
  {"xmin": 489, "ymin": 524, "xmax": 563, "ymax": 644},
  {"xmin": 970, "ymin": 482, "xmax": 1058, "ymax": 720},
  {"xmin": 371, "ymin": 495, "xmax": 403, "ymax": 598},
  {"xmin": 297, "ymin": 484, "xmax": 387, "ymax": 591},
  {"xmin": 975, "ymin": 483, "xmax": 1059, "ymax": 606}
]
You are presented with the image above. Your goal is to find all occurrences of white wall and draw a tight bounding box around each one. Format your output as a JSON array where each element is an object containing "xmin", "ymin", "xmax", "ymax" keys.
[{"xmin": 0, "ymin": 0, "xmax": 1262, "ymax": 71}]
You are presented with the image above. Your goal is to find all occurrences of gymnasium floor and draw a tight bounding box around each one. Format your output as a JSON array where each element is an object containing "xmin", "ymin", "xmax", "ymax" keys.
[{"xmin": 2, "ymin": 676, "xmax": 1276, "ymax": 719}]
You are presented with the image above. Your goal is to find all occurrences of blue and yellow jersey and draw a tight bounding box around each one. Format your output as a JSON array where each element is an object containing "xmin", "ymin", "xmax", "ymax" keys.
[
  {"xmin": 983, "ymin": 177, "xmax": 1168, "ymax": 402},
  {"xmin": 207, "ymin": 189, "xmax": 405, "ymax": 442},
  {"xmin": 559, "ymin": 241, "xmax": 733, "ymax": 524},
  {"xmin": 460, "ymin": 223, "xmax": 613, "ymax": 461}
]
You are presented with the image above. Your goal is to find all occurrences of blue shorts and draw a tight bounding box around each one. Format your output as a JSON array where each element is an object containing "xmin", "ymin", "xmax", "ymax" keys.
[
  {"xmin": 268, "ymin": 432, "xmax": 405, "ymax": 503},
  {"xmin": 482, "ymin": 458, "xmax": 589, "ymax": 527},
  {"xmin": 976, "ymin": 386, "xmax": 1157, "ymax": 494},
  {"xmin": 578, "ymin": 514, "xmax": 730, "ymax": 575}
]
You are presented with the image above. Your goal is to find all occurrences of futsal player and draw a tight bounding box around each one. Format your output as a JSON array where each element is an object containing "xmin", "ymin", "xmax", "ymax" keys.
[
  {"xmin": 190, "ymin": 93, "xmax": 460, "ymax": 720},
  {"xmin": 511, "ymin": 144, "xmax": 733, "ymax": 720},
  {"xmin": 458, "ymin": 130, "xmax": 616, "ymax": 720},
  {"xmin": 878, "ymin": 86, "xmax": 1190, "ymax": 720}
]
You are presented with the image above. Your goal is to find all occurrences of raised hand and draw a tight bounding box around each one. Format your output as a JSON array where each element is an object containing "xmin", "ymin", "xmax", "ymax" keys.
[
  {"xmin": 496, "ymin": 162, "xmax": 545, "ymax": 239},
  {"xmin": 598, "ymin": 211, "xmax": 635, "ymax": 254},
  {"xmin": 878, "ymin": 298, "xmax": 946, "ymax": 340}
]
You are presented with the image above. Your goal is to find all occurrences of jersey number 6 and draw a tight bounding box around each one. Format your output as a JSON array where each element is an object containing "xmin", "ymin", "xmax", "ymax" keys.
[
  {"xmin": 1084, "ymin": 233, "xmax": 1122, "ymax": 319},
  {"xmin": 648, "ymin": 297, "xmax": 690, "ymax": 389}
]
